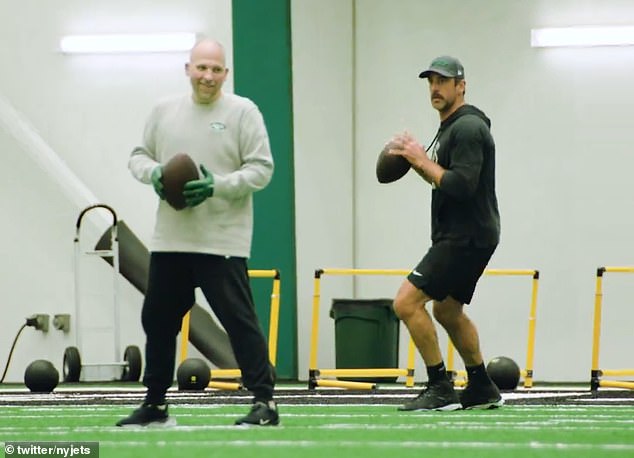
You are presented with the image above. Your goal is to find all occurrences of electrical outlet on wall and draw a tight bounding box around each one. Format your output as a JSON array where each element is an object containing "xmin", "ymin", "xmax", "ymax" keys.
[
  {"xmin": 53, "ymin": 314, "xmax": 71, "ymax": 332},
  {"xmin": 26, "ymin": 314, "xmax": 50, "ymax": 332}
]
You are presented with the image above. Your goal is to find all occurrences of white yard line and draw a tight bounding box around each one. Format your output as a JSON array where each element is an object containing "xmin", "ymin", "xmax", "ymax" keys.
[
  {"xmin": 88, "ymin": 439, "xmax": 634, "ymax": 452},
  {"xmin": 0, "ymin": 390, "xmax": 594, "ymax": 404},
  {"xmin": 2, "ymin": 422, "xmax": 633, "ymax": 434},
  {"xmin": 3, "ymin": 436, "xmax": 634, "ymax": 452}
]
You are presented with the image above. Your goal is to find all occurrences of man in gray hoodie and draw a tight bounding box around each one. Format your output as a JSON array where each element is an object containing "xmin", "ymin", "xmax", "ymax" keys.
[{"xmin": 387, "ymin": 55, "xmax": 502, "ymax": 411}]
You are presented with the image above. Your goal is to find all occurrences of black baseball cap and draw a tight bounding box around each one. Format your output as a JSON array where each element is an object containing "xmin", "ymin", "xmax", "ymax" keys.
[{"xmin": 419, "ymin": 55, "xmax": 465, "ymax": 79}]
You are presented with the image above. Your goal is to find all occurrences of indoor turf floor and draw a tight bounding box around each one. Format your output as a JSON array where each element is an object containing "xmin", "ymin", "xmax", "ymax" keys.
[{"xmin": 1, "ymin": 383, "xmax": 633, "ymax": 458}]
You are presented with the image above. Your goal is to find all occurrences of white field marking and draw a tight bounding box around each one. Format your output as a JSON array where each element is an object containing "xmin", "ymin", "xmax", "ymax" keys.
[
  {"xmin": 502, "ymin": 392, "xmax": 588, "ymax": 399},
  {"xmin": 0, "ymin": 390, "xmax": 591, "ymax": 402},
  {"xmin": 433, "ymin": 418, "xmax": 634, "ymax": 425},
  {"xmin": 318, "ymin": 423, "xmax": 634, "ymax": 432},
  {"xmin": 0, "ymin": 386, "xmax": 146, "ymax": 393},
  {"xmin": 573, "ymin": 398, "xmax": 634, "ymax": 403},
  {"xmin": 4, "ymin": 400, "xmax": 621, "ymax": 411},
  {"xmin": 3, "ymin": 398, "xmax": 626, "ymax": 410},
  {"xmin": 2, "ymin": 414, "xmax": 633, "ymax": 427},
  {"xmin": 0, "ymin": 408, "xmax": 142, "ymax": 415},
  {"xmin": 2, "ymin": 418, "xmax": 633, "ymax": 434},
  {"xmin": 3, "ymin": 423, "xmax": 633, "ymax": 436},
  {"xmin": 4, "ymin": 410, "xmax": 633, "ymax": 420},
  {"xmin": 165, "ymin": 391, "xmax": 590, "ymax": 400},
  {"xmin": 172, "ymin": 409, "xmax": 634, "ymax": 418},
  {"xmin": 1, "ymin": 405, "xmax": 225, "ymax": 412},
  {"xmin": 0, "ymin": 425, "xmax": 261, "ymax": 434},
  {"xmin": 1, "ymin": 406, "xmax": 630, "ymax": 418},
  {"xmin": 2, "ymin": 407, "xmax": 132, "ymax": 412},
  {"xmin": 5, "ymin": 438, "xmax": 632, "ymax": 452},
  {"xmin": 3, "ymin": 407, "xmax": 634, "ymax": 420},
  {"xmin": 2, "ymin": 401, "xmax": 626, "ymax": 411},
  {"xmin": 4, "ymin": 405, "xmax": 634, "ymax": 415},
  {"xmin": 0, "ymin": 384, "xmax": 598, "ymax": 392},
  {"xmin": 6, "ymin": 413, "xmax": 634, "ymax": 428},
  {"xmin": 86, "ymin": 439, "xmax": 634, "ymax": 451},
  {"xmin": 0, "ymin": 405, "xmax": 533, "ymax": 412},
  {"xmin": 0, "ymin": 413, "xmax": 124, "ymax": 420}
]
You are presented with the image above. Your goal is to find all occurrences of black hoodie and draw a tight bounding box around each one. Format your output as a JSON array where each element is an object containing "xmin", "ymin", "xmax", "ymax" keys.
[{"xmin": 429, "ymin": 104, "xmax": 500, "ymax": 247}]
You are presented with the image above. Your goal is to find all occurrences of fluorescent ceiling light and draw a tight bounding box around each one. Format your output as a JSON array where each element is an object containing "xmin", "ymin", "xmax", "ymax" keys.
[
  {"xmin": 60, "ymin": 33, "xmax": 197, "ymax": 54},
  {"xmin": 531, "ymin": 26, "xmax": 634, "ymax": 48}
]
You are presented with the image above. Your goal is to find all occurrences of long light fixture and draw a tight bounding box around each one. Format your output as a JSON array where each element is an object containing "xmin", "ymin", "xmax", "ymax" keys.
[
  {"xmin": 60, "ymin": 32, "xmax": 197, "ymax": 54},
  {"xmin": 531, "ymin": 26, "xmax": 634, "ymax": 48}
]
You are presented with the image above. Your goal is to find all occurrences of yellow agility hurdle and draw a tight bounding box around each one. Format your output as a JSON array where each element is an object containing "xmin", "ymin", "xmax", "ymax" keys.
[
  {"xmin": 591, "ymin": 266, "xmax": 634, "ymax": 391},
  {"xmin": 179, "ymin": 269, "xmax": 281, "ymax": 390},
  {"xmin": 308, "ymin": 268, "xmax": 417, "ymax": 390},
  {"xmin": 446, "ymin": 269, "xmax": 540, "ymax": 389}
]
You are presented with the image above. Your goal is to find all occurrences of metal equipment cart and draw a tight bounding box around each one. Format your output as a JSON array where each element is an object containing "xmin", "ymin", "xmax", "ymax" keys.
[{"xmin": 62, "ymin": 204, "xmax": 142, "ymax": 382}]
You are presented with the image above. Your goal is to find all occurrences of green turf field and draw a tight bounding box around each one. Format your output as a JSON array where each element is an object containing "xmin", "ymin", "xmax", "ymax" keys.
[{"xmin": 2, "ymin": 403, "xmax": 634, "ymax": 458}]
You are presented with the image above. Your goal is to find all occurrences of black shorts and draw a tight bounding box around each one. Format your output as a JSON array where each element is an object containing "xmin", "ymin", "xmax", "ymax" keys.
[{"xmin": 407, "ymin": 241, "xmax": 496, "ymax": 304}]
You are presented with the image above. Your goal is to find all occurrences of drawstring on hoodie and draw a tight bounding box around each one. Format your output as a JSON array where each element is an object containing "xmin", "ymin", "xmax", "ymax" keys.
[{"xmin": 426, "ymin": 129, "xmax": 441, "ymax": 155}]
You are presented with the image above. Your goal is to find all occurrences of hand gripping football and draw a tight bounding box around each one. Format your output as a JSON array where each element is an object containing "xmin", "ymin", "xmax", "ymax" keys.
[
  {"xmin": 162, "ymin": 153, "xmax": 199, "ymax": 210},
  {"xmin": 375, "ymin": 142, "xmax": 411, "ymax": 184}
]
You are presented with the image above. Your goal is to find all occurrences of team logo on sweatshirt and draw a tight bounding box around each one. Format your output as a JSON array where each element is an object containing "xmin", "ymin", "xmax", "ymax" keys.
[{"xmin": 209, "ymin": 122, "xmax": 226, "ymax": 131}]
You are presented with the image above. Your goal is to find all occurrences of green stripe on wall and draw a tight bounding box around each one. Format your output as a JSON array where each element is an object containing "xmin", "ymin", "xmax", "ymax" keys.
[{"xmin": 232, "ymin": 0, "xmax": 297, "ymax": 379}]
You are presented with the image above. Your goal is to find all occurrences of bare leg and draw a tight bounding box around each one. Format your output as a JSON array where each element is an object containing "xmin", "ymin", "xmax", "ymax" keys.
[
  {"xmin": 432, "ymin": 296, "xmax": 483, "ymax": 366},
  {"xmin": 392, "ymin": 279, "xmax": 442, "ymax": 365}
]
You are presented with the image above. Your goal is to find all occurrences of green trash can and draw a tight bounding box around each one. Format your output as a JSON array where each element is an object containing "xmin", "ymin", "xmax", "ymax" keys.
[{"xmin": 329, "ymin": 298, "xmax": 400, "ymax": 383}]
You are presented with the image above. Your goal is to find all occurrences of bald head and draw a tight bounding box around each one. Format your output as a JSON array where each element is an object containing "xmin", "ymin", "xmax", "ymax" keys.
[
  {"xmin": 185, "ymin": 39, "xmax": 229, "ymax": 104},
  {"xmin": 189, "ymin": 39, "xmax": 226, "ymax": 65}
]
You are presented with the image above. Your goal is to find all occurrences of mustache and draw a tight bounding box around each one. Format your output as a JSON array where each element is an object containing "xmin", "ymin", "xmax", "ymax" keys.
[{"xmin": 431, "ymin": 93, "xmax": 443, "ymax": 100}]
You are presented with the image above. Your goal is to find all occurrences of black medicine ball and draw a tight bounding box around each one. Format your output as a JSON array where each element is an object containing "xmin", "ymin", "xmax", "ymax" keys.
[
  {"xmin": 24, "ymin": 359, "xmax": 59, "ymax": 393},
  {"xmin": 486, "ymin": 356, "xmax": 521, "ymax": 390},
  {"xmin": 177, "ymin": 358, "xmax": 210, "ymax": 391}
]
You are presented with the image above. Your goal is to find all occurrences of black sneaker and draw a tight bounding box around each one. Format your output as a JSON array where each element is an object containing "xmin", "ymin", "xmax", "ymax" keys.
[
  {"xmin": 398, "ymin": 381, "xmax": 462, "ymax": 411},
  {"xmin": 460, "ymin": 381, "xmax": 504, "ymax": 410},
  {"xmin": 235, "ymin": 401, "xmax": 280, "ymax": 426},
  {"xmin": 116, "ymin": 403, "xmax": 176, "ymax": 427}
]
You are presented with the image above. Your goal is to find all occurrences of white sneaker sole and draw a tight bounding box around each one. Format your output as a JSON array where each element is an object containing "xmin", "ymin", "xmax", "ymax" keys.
[
  {"xmin": 399, "ymin": 402, "xmax": 463, "ymax": 412},
  {"xmin": 433, "ymin": 402, "xmax": 463, "ymax": 411},
  {"xmin": 463, "ymin": 398, "xmax": 505, "ymax": 410}
]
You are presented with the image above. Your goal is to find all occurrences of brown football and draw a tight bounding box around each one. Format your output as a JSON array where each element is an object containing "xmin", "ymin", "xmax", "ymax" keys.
[
  {"xmin": 162, "ymin": 153, "xmax": 199, "ymax": 210},
  {"xmin": 376, "ymin": 142, "xmax": 411, "ymax": 183}
]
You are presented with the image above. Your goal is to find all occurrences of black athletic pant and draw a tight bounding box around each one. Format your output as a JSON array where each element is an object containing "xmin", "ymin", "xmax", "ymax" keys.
[{"xmin": 141, "ymin": 252, "xmax": 274, "ymax": 404}]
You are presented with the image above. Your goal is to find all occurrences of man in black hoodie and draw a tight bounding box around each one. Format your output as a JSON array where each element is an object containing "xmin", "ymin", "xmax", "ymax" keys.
[{"xmin": 387, "ymin": 56, "xmax": 502, "ymax": 411}]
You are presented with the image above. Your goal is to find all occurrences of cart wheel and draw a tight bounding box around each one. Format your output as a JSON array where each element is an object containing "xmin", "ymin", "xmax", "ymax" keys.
[
  {"xmin": 63, "ymin": 346, "xmax": 81, "ymax": 382},
  {"xmin": 121, "ymin": 345, "xmax": 142, "ymax": 381}
]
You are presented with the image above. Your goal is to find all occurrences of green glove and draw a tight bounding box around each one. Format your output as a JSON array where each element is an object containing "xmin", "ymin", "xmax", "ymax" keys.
[
  {"xmin": 183, "ymin": 164, "xmax": 214, "ymax": 207},
  {"xmin": 151, "ymin": 165, "xmax": 165, "ymax": 199}
]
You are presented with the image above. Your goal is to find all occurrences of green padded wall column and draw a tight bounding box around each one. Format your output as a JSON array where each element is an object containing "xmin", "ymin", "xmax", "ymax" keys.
[{"xmin": 232, "ymin": 0, "xmax": 297, "ymax": 379}]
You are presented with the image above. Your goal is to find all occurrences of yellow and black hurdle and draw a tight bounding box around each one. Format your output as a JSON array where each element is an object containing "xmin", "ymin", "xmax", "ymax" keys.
[
  {"xmin": 308, "ymin": 268, "xmax": 417, "ymax": 390},
  {"xmin": 309, "ymin": 267, "xmax": 540, "ymax": 390},
  {"xmin": 179, "ymin": 269, "xmax": 281, "ymax": 390},
  {"xmin": 591, "ymin": 266, "xmax": 634, "ymax": 391}
]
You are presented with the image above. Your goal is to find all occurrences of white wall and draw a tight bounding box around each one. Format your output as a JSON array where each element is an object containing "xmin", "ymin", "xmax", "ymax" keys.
[
  {"xmin": 0, "ymin": 0, "xmax": 232, "ymax": 382},
  {"xmin": 292, "ymin": 0, "xmax": 355, "ymax": 380}
]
